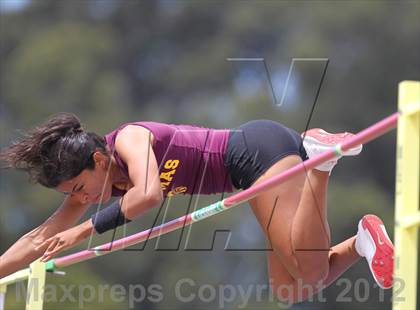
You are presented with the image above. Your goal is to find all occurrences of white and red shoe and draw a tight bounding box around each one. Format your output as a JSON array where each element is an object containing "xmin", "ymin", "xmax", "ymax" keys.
[
  {"xmin": 355, "ymin": 214, "xmax": 394, "ymax": 289},
  {"xmin": 301, "ymin": 128, "xmax": 363, "ymax": 172}
]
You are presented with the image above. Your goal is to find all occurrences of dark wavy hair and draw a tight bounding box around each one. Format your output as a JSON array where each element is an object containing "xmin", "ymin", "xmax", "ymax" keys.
[{"xmin": 0, "ymin": 113, "xmax": 109, "ymax": 188}]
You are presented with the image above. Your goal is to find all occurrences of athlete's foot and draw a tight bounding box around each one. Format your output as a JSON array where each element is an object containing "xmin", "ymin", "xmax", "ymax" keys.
[
  {"xmin": 301, "ymin": 128, "xmax": 363, "ymax": 173},
  {"xmin": 355, "ymin": 214, "xmax": 394, "ymax": 289}
]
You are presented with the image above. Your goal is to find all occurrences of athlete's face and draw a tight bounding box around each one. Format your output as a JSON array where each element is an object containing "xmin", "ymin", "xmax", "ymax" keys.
[{"xmin": 56, "ymin": 151, "xmax": 113, "ymax": 205}]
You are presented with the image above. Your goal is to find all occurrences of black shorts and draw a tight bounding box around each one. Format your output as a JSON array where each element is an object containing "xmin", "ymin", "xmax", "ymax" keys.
[{"xmin": 224, "ymin": 119, "xmax": 308, "ymax": 190}]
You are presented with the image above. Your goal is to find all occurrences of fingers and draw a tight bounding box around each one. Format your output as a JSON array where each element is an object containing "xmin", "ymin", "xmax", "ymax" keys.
[
  {"xmin": 34, "ymin": 237, "xmax": 55, "ymax": 253},
  {"xmin": 36, "ymin": 237, "xmax": 64, "ymax": 262},
  {"xmin": 45, "ymin": 238, "xmax": 59, "ymax": 253},
  {"xmin": 40, "ymin": 245, "xmax": 61, "ymax": 262}
]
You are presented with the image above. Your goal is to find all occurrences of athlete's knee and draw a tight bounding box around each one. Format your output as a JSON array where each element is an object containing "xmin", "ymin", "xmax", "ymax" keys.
[
  {"xmin": 270, "ymin": 276, "xmax": 298, "ymax": 305},
  {"xmin": 299, "ymin": 261, "xmax": 329, "ymax": 285},
  {"xmin": 272, "ymin": 249, "xmax": 329, "ymax": 284},
  {"xmin": 270, "ymin": 278, "xmax": 322, "ymax": 305}
]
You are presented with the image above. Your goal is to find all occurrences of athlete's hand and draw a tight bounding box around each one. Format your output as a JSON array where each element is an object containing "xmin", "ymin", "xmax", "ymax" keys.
[{"xmin": 36, "ymin": 220, "xmax": 94, "ymax": 262}]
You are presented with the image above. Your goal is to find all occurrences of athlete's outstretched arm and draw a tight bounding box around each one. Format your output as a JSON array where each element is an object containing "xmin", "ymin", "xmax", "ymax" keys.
[
  {"xmin": 0, "ymin": 195, "xmax": 91, "ymax": 278},
  {"xmin": 34, "ymin": 125, "xmax": 164, "ymax": 262}
]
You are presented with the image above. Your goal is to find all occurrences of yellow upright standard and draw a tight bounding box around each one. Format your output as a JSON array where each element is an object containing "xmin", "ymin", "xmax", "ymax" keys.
[
  {"xmin": 393, "ymin": 80, "xmax": 420, "ymax": 310},
  {"xmin": 25, "ymin": 260, "xmax": 47, "ymax": 310}
]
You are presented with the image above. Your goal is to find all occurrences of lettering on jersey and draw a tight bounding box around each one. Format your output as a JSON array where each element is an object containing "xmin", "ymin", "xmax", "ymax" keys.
[
  {"xmin": 160, "ymin": 159, "xmax": 188, "ymax": 195},
  {"xmin": 167, "ymin": 186, "xmax": 187, "ymax": 197}
]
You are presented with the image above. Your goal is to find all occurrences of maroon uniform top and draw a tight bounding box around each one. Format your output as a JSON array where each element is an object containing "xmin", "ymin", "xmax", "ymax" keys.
[{"xmin": 103, "ymin": 121, "xmax": 234, "ymax": 198}]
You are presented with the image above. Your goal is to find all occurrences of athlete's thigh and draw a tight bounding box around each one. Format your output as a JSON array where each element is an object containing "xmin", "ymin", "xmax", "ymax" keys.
[
  {"xmin": 266, "ymin": 249, "xmax": 296, "ymax": 301},
  {"xmin": 248, "ymin": 155, "xmax": 305, "ymax": 275},
  {"xmin": 248, "ymin": 155, "xmax": 304, "ymax": 237}
]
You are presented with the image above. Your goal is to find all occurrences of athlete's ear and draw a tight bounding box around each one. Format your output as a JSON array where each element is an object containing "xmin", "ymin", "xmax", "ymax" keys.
[{"xmin": 92, "ymin": 151, "xmax": 108, "ymax": 169}]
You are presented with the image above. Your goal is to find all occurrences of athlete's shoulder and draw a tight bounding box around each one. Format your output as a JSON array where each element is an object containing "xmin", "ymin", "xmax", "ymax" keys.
[{"xmin": 116, "ymin": 123, "xmax": 155, "ymax": 147}]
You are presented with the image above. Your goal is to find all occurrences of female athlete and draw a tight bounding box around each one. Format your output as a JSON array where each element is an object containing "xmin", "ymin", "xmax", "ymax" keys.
[{"xmin": 0, "ymin": 113, "xmax": 394, "ymax": 303}]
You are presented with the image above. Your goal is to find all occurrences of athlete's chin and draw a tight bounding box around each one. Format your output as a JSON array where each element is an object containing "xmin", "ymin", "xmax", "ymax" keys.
[{"xmin": 93, "ymin": 192, "xmax": 111, "ymax": 204}]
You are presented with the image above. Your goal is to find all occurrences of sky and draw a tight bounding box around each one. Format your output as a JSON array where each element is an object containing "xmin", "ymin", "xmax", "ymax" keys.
[{"xmin": 0, "ymin": 0, "xmax": 30, "ymax": 13}]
